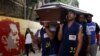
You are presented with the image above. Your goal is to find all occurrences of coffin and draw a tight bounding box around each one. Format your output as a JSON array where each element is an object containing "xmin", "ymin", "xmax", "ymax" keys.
[
  {"xmin": 35, "ymin": 2, "xmax": 91, "ymax": 22},
  {"xmin": 35, "ymin": 4, "xmax": 63, "ymax": 22}
]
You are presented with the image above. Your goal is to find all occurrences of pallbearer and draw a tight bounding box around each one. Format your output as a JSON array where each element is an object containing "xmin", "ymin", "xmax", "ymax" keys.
[
  {"xmin": 37, "ymin": 21, "xmax": 57, "ymax": 56},
  {"xmin": 86, "ymin": 14, "xmax": 100, "ymax": 56},
  {"xmin": 77, "ymin": 14, "xmax": 88, "ymax": 56},
  {"xmin": 58, "ymin": 10, "xmax": 83, "ymax": 56}
]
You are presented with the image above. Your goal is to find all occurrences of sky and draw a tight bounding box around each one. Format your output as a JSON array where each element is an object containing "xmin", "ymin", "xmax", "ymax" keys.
[{"xmin": 78, "ymin": 0, "xmax": 100, "ymax": 25}]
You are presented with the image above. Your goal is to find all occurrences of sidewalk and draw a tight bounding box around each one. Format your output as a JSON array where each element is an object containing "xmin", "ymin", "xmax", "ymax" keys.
[
  {"xmin": 29, "ymin": 52, "xmax": 41, "ymax": 56},
  {"xmin": 29, "ymin": 51, "xmax": 100, "ymax": 56},
  {"xmin": 96, "ymin": 48, "xmax": 100, "ymax": 56}
]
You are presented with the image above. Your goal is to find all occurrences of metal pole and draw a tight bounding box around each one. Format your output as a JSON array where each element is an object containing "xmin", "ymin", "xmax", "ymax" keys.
[{"xmin": 24, "ymin": 0, "xmax": 26, "ymax": 19}]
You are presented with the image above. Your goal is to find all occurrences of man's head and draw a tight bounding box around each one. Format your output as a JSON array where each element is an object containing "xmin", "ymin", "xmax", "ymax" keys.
[
  {"xmin": 26, "ymin": 28, "xmax": 30, "ymax": 33},
  {"xmin": 79, "ymin": 14, "xmax": 85, "ymax": 22},
  {"xmin": 87, "ymin": 14, "xmax": 93, "ymax": 23},
  {"xmin": 40, "ymin": 21, "xmax": 49, "ymax": 27},
  {"xmin": 66, "ymin": 10, "xmax": 76, "ymax": 21}
]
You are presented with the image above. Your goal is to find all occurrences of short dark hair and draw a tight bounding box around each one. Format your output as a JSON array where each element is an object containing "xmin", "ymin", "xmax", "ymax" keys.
[
  {"xmin": 68, "ymin": 10, "xmax": 76, "ymax": 15},
  {"xmin": 87, "ymin": 14, "xmax": 93, "ymax": 17},
  {"xmin": 79, "ymin": 14, "xmax": 86, "ymax": 18}
]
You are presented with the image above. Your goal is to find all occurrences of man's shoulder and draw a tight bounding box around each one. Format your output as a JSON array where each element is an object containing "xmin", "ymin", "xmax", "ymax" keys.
[
  {"xmin": 92, "ymin": 21, "xmax": 96, "ymax": 24},
  {"xmin": 75, "ymin": 22, "xmax": 82, "ymax": 27},
  {"xmin": 40, "ymin": 27, "xmax": 45, "ymax": 30},
  {"xmin": 86, "ymin": 22, "xmax": 96, "ymax": 25}
]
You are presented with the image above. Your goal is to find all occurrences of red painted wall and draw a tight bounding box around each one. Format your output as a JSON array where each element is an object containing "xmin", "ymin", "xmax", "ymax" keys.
[{"xmin": 0, "ymin": 19, "xmax": 25, "ymax": 56}]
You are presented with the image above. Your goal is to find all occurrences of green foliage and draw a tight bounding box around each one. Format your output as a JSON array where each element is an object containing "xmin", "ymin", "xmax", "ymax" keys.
[{"xmin": 57, "ymin": 0, "xmax": 79, "ymax": 7}]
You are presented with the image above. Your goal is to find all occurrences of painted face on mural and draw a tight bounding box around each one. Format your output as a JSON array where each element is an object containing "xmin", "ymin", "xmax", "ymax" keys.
[
  {"xmin": 1, "ymin": 23, "xmax": 19, "ymax": 51},
  {"xmin": 7, "ymin": 23, "xmax": 19, "ymax": 50},
  {"xmin": 0, "ymin": 18, "xmax": 25, "ymax": 56}
]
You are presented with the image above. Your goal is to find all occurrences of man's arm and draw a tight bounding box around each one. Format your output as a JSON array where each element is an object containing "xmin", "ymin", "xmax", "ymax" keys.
[
  {"xmin": 43, "ymin": 22, "xmax": 54, "ymax": 40},
  {"xmin": 95, "ymin": 23, "xmax": 100, "ymax": 45},
  {"xmin": 86, "ymin": 25, "xmax": 91, "ymax": 53},
  {"xmin": 35, "ymin": 30, "xmax": 41, "ymax": 50},
  {"xmin": 75, "ymin": 26, "xmax": 83, "ymax": 56},
  {"xmin": 58, "ymin": 24, "xmax": 63, "ymax": 41},
  {"xmin": 95, "ymin": 23, "xmax": 100, "ymax": 50},
  {"xmin": 30, "ymin": 32, "xmax": 37, "ymax": 43},
  {"xmin": 45, "ymin": 27, "xmax": 54, "ymax": 40},
  {"xmin": 87, "ymin": 35, "xmax": 91, "ymax": 53}
]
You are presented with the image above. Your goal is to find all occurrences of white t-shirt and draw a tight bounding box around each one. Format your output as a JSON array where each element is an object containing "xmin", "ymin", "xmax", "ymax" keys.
[{"xmin": 25, "ymin": 33, "xmax": 32, "ymax": 44}]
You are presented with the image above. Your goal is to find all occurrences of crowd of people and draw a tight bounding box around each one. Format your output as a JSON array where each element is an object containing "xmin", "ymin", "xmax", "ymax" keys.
[{"xmin": 25, "ymin": 10, "xmax": 100, "ymax": 56}]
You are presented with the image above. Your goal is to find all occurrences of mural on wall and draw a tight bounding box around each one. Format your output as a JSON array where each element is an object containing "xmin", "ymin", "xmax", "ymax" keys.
[
  {"xmin": 0, "ymin": 19, "xmax": 25, "ymax": 56},
  {"xmin": 0, "ymin": 16, "xmax": 41, "ymax": 56}
]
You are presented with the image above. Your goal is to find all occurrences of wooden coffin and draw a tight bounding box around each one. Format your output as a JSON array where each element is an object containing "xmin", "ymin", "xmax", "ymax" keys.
[
  {"xmin": 36, "ymin": 6, "xmax": 62, "ymax": 22},
  {"xmin": 35, "ymin": 2, "xmax": 91, "ymax": 22}
]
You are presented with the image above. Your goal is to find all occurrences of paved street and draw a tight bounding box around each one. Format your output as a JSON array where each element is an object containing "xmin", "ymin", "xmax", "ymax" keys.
[
  {"xmin": 29, "ymin": 50, "xmax": 100, "ymax": 56},
  {"xmin": 97, "ymin": 51, "xmax": 100, "ymax": 56},
  {"xmin": 29, "ymin": 52, "xmax": 41, "ymax": 56}
]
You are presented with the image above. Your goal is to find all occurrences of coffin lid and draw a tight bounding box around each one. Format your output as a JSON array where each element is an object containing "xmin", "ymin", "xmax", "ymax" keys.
[{"xmin": 36, "ymin": 2, "xmax": 92, "ymax": 15}]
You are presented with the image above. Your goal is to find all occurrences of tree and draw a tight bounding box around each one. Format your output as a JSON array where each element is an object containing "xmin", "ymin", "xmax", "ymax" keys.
[
  {"xmin": 44, "ymin": 0, "xmax": 57, "ymax": 3},
  {"xmin": 0, "ymin": 0, "xmax": 24, "ymax": 18},
  {"xmin": 26, "ymin": 0, "xmax": 79, "ymax": 20},
  {"xmin": 0, "ymin": 0, "xmax": 79, "ymax": 20},
  {"xmin": 58, "ymin": 0, "xmax": 79, "ymax": 7}
]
